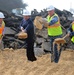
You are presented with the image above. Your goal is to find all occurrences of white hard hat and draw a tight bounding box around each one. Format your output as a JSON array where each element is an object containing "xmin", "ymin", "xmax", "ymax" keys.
[
  {"xmin": 47, "ymin": 5, "xmax": 55, "ymax": 11},
  {"xmin": 0, "ymin": 12, "xmax": 5, "ymax": 18},
  {"xmin": 23, "ymin": 10, "xmax": 31, "ymax": 16}
]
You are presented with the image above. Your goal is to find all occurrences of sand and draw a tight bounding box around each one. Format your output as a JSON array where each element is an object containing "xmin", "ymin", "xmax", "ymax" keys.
[{"xmin": 0, "ymin": 48, "xmax": 74, "ymax": 75}]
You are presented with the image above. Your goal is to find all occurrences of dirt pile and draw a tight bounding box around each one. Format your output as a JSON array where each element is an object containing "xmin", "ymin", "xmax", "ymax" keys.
[{"xmin": 0, "ymin": 48, "xmax": 74, "ymax": 75}]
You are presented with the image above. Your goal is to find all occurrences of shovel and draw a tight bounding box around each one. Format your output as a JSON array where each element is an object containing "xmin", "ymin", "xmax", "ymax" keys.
[
  {"xmin": 54, "ymin": 34, "xmax": 69, "ymax": 44},
  {"xmin": 51, "ymin": 34, "xmax": 69, "ymax": 62}
]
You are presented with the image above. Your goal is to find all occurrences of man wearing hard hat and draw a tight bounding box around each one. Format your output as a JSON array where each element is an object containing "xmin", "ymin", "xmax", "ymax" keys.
[
  {"xmin": 47, "ymin": 6, "xmax": 62, "ymax": 63},
  {"xmin": 45, "ymin": 5, "xmax": 63, "ymax": 63},
  {"xmin": 20, "ymin": 10, "xmax": 37, "ymax": 62},
  {"xmin": 0, "ymin": 12, "xmax": 5, "ymax": 50},
  {"xmin": 67, "ymin": 21, "xmax": 74, "ymax": 43}
]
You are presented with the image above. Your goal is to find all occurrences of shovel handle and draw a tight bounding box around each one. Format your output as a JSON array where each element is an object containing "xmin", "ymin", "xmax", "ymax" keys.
[{"xmin": 63, "ymin": 34, "xmax": 69, "ymax": 39}]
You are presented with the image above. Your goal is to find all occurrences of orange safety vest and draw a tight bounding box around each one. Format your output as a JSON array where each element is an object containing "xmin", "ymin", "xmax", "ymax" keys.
[{"xmin": 0, "ymin": 21, "xmax": 5, "ymax": 38}]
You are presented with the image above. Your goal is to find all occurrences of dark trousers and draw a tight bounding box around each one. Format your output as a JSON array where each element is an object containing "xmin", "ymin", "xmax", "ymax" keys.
[
  {"xmin": 26, "ymin": 39, "xmax": 36, "ymax": 61},
  {"xmin": 49, "ymin": 35, "xmax": 62, "ymax": 63}
]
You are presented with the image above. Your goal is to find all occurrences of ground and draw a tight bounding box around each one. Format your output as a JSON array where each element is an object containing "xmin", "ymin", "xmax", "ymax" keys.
[{"xmin": 0, "ymin": 48, "xmax": 74, "ymax": 75}]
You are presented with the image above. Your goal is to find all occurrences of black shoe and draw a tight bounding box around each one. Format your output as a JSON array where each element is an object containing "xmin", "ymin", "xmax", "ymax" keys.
[
  {"xmin": 28, "ymin": 58, "xmax": 37, "ymax": 62},
  {"xmin": 44, "ymin": 49, "xmax": 51, "ymax": 53}
]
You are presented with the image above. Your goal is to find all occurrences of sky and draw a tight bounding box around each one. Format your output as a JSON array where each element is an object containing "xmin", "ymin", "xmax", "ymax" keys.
[{"xmin": 23, "ymin": 0, "xmax": 74, "ymax": 13}]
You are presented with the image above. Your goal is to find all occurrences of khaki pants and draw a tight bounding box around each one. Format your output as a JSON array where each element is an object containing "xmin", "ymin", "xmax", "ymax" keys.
[{"xmin": 0, "ymin": 40, "xmax": 4, "ymax": 50}]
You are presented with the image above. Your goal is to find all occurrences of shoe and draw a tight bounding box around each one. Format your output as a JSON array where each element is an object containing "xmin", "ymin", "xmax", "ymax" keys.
[{"xmin": 28, "ymin": 58, "xmax": 37, "ymax": 62}]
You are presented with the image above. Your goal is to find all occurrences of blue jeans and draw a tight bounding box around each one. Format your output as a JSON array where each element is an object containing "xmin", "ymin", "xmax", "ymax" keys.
[{"xmin": 49, "ymin": 35, "xmax": 62, "ymax": 63}]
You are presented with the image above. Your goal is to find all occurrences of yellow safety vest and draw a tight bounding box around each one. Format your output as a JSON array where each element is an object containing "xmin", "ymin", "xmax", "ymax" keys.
[
  {"xmin": 71, "ymin": 22, "xmax": 74, "ymax": 43},
  {"xmin": 0, "ymin": 21, "xmax": 5, "ymax": 38},
  {"xmin": 47, "ymin": 13, "xmax": 62, "ymax": 36}
]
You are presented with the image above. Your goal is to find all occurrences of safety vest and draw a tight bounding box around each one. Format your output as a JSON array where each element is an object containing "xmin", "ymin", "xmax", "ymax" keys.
[
  {"xmin": 0, "ymin": 21, "xmax": 5, "ymax": 38},
  {"xmin": 47, "ymin": 13, "xmax": 62, "ymax": 36},
  {"xmin": 71, "ymin": 22, "xmax": 74, "ymax": 43}
]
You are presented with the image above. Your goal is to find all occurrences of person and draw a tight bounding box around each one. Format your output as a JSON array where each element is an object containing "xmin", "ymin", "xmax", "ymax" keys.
[
  {"xmin": 43, "ymin": 5, "xmax": 63, "ymax": 63},
  {"xmin": 0, "ymin": 12, "xmax": 5, "ymax": 50},
  {"xmin": 67, "ymin": 21, "xmax": 74, "ymax": 43},
  {"xmin": 20, "ymin": 10, "xmax": 37, "ymax": 62}
]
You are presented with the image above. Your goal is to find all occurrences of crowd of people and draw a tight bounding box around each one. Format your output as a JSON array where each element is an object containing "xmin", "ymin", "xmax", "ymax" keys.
[{"xmin": 0, "ymin": 5, "xmax": 74, "ymax": 63}]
